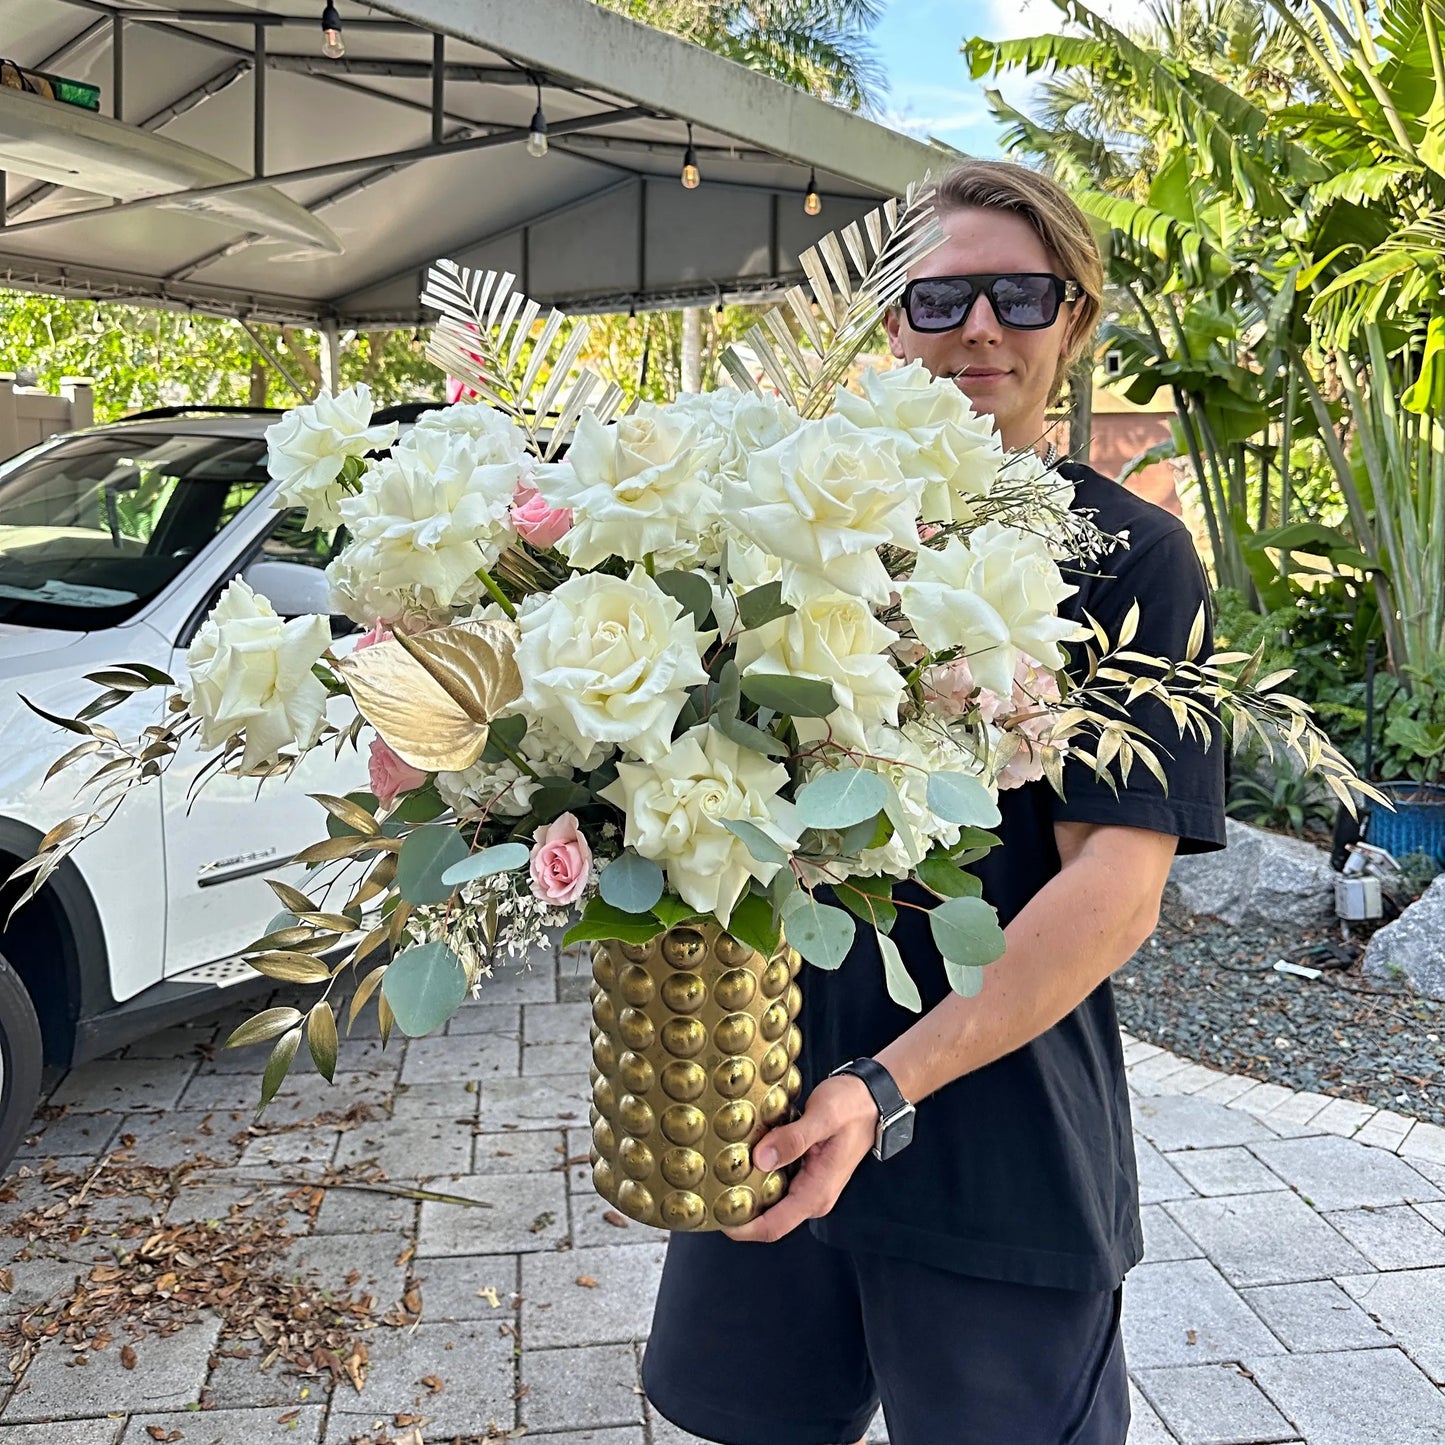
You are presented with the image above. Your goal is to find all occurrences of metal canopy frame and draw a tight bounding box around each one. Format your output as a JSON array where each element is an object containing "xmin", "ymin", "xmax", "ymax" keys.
[{"xmin": 1, "ymin": 0, "xmax": 942, "ymax": 328}]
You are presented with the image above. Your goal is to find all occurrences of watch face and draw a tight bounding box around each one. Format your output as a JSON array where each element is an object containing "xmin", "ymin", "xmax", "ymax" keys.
[{"xmin": 878, "ymin": 1107, "xmax": 916, "ymax": 1160}]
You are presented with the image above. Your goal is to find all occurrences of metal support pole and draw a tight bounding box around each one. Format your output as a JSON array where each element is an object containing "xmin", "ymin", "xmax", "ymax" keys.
[
  {"xmin": 0, "ymin": 172, "xmax": 6, "ymax": 230},
  {"xmin": 253, "ymin": 24, "xmax": 266, "ymax": 177},
  {"xmin": 637, "ymin": 177, "xmax": 647, "ymax": 298},
  {"xmin": 319, "ymin": 319, "xmax": 342, "ymax": 395},
  {"xmin": 768, "ymin": 192, "xmax": 779, "ymax": 280},
  {"xmin": 112, "ymin": 14, "xmax": 124, "ymax": 121},
  {"xmin": 431, "ymin": 33, "xmax": 445, "ymax": 147}
]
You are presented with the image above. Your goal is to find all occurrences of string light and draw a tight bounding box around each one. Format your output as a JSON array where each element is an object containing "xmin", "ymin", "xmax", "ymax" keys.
[
  {"xmin": 681, "ymin": 123, "xmax": 700, "ymax": 190},
  {"xmin": 527, "ymin": 81, "xmax": 549, "ymax": 159},
  {"xmin": 804, "ymin": 168, "xmax": 822, "ymax": 217},
  {"xmin": 319, "ymin": 3, "xmax": 344, "ymax": 59}
]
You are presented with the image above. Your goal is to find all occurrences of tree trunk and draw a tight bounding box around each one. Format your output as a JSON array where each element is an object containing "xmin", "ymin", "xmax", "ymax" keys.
[
  {"xmin": 1067, "ymin": 358, "xmax": 1093, "ymax": 464},
  {"xmin": 680, "ymin": 306, "xmax": 704, "ymax": 394},
  {"xmin": 249, "ymin": 357, "xmax": 268, "ymax": 407}
]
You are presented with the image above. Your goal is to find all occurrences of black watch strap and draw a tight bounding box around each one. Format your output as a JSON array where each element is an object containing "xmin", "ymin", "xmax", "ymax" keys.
[{"xmin": 828, "ymin": 1057, "xmax": 916, "ymax": 1160}]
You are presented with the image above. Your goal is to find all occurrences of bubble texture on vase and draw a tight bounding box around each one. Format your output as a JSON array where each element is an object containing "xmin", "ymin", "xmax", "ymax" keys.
[{"xmin": 588, "ymin": 924, "xmax": 804, "ymax": 1230}]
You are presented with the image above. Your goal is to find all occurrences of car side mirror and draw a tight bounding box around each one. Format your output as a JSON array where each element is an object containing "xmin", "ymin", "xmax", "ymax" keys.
[{"xmin": 239, "ymin": 559, "xmax": 358, "ymax": 635}]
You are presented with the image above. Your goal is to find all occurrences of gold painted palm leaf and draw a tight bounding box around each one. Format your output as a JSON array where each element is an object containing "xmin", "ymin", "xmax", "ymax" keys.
[
  {"xmin": 421, "ymin": 260, "xmax": 625, "ymax": 458},
  {"xmin": 720, "ymin": 178, "xmax": 943, "ymax": 418}
]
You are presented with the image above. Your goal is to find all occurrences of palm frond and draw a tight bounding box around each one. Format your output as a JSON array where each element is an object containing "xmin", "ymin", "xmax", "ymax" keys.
[
  {"xmin": 421, "ymin": 261, "xmax": 622, "ymax": 457},
  {"xmin": 719, "ymin": 180, "xmax": 943, "ymax": 415}
]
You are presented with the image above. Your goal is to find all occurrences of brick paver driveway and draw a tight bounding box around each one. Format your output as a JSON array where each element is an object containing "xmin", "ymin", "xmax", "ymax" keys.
[{"xmin": 3, "ymin": 941, "xmax": 1445, "ymax": 1445}]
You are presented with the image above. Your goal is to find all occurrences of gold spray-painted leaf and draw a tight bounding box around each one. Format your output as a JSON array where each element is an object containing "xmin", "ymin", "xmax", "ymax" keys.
[{"xmin": 334, "ymin": 621, "xmax": 523, "ymax": 773}]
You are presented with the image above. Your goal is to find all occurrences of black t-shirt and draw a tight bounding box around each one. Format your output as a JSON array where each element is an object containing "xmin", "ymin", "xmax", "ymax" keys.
[{"xmin": 802, "ymin": 463, "xmax": 1227, "ymax": 1292}]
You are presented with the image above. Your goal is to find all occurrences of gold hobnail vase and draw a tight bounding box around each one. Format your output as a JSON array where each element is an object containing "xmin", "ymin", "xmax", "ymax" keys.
[{"xmin": 588, "ymin": 923, "xmax": 804, "ymax": 1231}]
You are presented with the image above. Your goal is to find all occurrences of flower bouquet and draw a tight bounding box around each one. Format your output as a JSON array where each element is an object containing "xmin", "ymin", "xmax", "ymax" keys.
[{"xmin": 17, "ymin": 185, "xmax": 1374, "ymax": 1231}]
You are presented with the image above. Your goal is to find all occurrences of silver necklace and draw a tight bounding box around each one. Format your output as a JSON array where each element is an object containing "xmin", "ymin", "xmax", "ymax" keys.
[{"xmin": 1041, "ymin": 442, "xmax": 1059, "ymax": 468}]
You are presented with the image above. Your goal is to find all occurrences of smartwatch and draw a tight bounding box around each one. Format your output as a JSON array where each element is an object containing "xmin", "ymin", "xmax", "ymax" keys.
[{"xmin": 828, "ymin": 1057, "xmax": 916, "ymax": 1161}]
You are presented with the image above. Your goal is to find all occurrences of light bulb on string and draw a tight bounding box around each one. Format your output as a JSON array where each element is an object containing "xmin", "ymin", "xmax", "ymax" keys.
[
  {"xmin": 527, "ymin": 82, "xmax": 549, "ymax": 158},
  {"xmin": 804, "ymin": 168, "xmax": 822, "ymax": 217},
  {"xmin": 681, "ymin": 123, "xmax": 700, "ymax": 189},
  {"xmin": 320, "ymin": 2, "xmax": 345, "ymax": 59}
]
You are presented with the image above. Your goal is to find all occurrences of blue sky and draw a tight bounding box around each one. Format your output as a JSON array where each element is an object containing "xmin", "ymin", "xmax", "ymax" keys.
[{"xmin": 871, "ymin": 0, "xmax": 1147, "ymax": 155}]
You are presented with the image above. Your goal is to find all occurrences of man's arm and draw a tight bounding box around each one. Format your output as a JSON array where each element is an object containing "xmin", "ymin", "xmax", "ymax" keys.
[{"xmin": 724, "ymin": 820, "xmax": 1178, "ymax": 1244}]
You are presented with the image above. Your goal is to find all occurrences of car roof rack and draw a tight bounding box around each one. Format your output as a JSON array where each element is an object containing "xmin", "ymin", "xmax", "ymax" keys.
[{"xmin": 120, "ymin": 404, "xmax": 284, "ymax": 421}]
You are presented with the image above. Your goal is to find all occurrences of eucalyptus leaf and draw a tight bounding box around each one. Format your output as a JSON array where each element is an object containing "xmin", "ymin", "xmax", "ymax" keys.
[
  {"xmin": 837, "ymin": 811, "xmax": 893, "ymax": 855},
  {"xmin": 722, "ymin": 818, "xmax": 791, "ymax": 866},
  {"xmin": 530, "ymin": 780, "xmax": 593, "ymax": 816},
  {"xmin": 837, "ymin": 873, "xmax": 897, "ymax": 932},
  {"xmin": 480, "ymin": 713, "xmax": 527, "ymax": 764},
  {"xmin": 713, "ymin": 710, "xmax": 789, "ymax": 757},
  {"xmin": 916, "ymin": 851, "xmax": 983, "ymax": 899},
  {"xmin": 741, "ymin": 672, "xmax": 837, "ymax": 718},
  {"xmin": 599, "ymin": 851, "xmax": 666, "ymax": 914},
  {"xmin": 929, "ymin": 894, "xmax": 1006, "ymax": 970},
  {"xmin": 779, "ymin": 891, "xmax": 855, "ymax": 969},
  {"xmin": 381, "ymin": 940, "xmax": 470, "ymax": 1036},
  {"xmin": 766, "ymin": 865, "xmax": 798, "ymax": 912},
  {"xmin": 440, "ymin": 842, "xmax": 531, "ymax": 886},
  {"xmin": 712, "ymin": 659, "xmax": 741, "ymax": 723},
  {"xmin": 398, "ymin": 825, "xmax": 472, "ymax": 904},
  {"xmin": 390, "ymin": 785, "xmax": 448, "ymax": 824},
  {"xmin": 736, "ymin": 580, "xmax": 794, "ymax": 630},
  {"xmin": 795, "ymin": 768, "xmax": 889, "ymax": 829},
  {"xmin": 878, "ymin": 931, "xmax": 922, "ymax": 1012},
  {"xmin": 926, "ymin": 771, "xmax": 1003, "ymax": 827},
  {"xmin": 654, "ymin": 569, "xmax": 715, "ymax": 627},
  {"xmin": 944, "ymin": 962, "xmax": 986, "ymax": 998},
  {"xmin": 725, "ymin": 891, "xmax": 781, "ymax": 958}
]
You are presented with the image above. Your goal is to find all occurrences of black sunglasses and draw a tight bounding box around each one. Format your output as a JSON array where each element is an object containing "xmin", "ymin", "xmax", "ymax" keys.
[{"xmin": 899, "ymin": 273, "xmax": 1081, "ymax": 333}]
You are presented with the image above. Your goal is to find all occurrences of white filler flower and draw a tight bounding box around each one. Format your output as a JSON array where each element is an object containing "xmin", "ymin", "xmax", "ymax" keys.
[
  {"xmin": 265, "ymin": 383, "xmax": 398, "ymax": 530},
  {"xmin": 328, "ymin": 427, "xmax": 518, "ymax": 626},
  {"xmin": 833, "ymin": 360, "xmax": 1004, "ymax": 525},
  {"xmin": 900, "ymin": 522, "xmax": 1081, "ymax": 696},
  {"xmin": 602, "ymin": 724, "xmax": 798, "ymax": 920},
  {"xmin": 726, "ymin": 413, "xmax": 922, "ymax": 606},
  {"xmin": 182, "ymin": 578, "xmax": 332, "ymax": 772},
  {"xmin": 514, "ymin": 567, "xmax": 710, "ymax": 765},
  {"xmin": 535, "ymin": 404, "xmax": 722, "ymax": 568}
]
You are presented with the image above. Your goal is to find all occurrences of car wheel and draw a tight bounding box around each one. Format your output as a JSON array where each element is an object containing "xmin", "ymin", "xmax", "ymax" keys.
[{"xmin": 0, "ymin": 954, "xmax": 43, "ymax": 1175}]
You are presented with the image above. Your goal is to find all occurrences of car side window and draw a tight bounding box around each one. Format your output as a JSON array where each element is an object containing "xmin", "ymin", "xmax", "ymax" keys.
[{"xmin": 261, "ymin": 507, "xmax": 346, "ymax": 568}]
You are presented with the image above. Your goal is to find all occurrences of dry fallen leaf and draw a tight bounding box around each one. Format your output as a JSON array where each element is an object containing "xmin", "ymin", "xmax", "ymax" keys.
[
  {"xmin": 0, "ymin": 1269, "xmax": 13, "ymax": 1293},
  {"xmin": 421, "ymin": 1374, "xmax": 445, "ymax": 1394},
  {"xmin": 476, "ymin": 1285, "xmax": 501, "ymax": 1309},
  {"xmin": 1185, "ymin": 1329, "xmax": 1198, "ymax": 1345},
  {"xmin": 602, "ymin": 1210, "xmax": 629, "ymax": 1229},
  {"xmin": 575, "ymin": 1275, "xmax": 598, "ymax": 1289},
  {"xmin": 120, "ymin": 1344, "xmax": 138, "ymax": 1370}
]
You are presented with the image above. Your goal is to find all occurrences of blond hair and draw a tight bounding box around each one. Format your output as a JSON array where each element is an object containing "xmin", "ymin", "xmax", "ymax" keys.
[{"xmin": 930, "ymin": 159, "xmax": 1104, "ymax": 400}]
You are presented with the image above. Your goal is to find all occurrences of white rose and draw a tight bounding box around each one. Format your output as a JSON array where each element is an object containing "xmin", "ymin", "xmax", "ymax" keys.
[
  {"xmin": 833, "ymin": 360, "xmax": 1004, "ymax": 525},
  {"xmin": 601, "ymin": 724, "xmax": 798, "ymax": 920},
  {"xmin": 515, "ymin": 567, "xmax": 710, "ymax": 765},
  {"xmin": 403, "ymin": 400, "xmax": 531, "ymax": 468},
  {"xmin": 900, "ymin": 523, "xmax": 1081, "ymax": 696},
  {"xmin": 735, "ymin": 591, "xmax": 904, "ymax": 746},
  {"xmin": 725, "ymin": 413, "xmax": 922, "ymax": 606},
  {"xmin": 534, "ymin": 405, "xmax": 723, "ymax": 568},
  {"xmin": 181, "ymin": 579, "xmax": 332, "ymax": 772},
  {"xmin": 265, "ymin": 383, "xmax": 398, "ymax": 531},
  {"xmin": 328, "ymin": 428, "xmax": 519, "ymax": 627}
]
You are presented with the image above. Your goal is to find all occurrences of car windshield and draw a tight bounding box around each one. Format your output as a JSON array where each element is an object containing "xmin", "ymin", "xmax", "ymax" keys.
[{"xmin": 0, "ymin": 431, "xmax": 271, "ymax": 630}]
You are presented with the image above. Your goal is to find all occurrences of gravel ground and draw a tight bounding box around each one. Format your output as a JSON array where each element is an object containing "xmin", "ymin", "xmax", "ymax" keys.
[{"xmin": 1116, "ymin": 898, "xmax": 1445, "ymax": 1127}]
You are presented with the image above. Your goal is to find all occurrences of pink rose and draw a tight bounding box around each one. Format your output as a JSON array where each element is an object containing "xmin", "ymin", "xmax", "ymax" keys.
[
  {"xmin": 355, "ymin": 622, "xmax": 394, "ymax": 651},
  {"xmin": 922, "ymin": 657, "xmax": 1006, "ymax": 724},
  {"xmin": 529, "ymin": 812, "xmax": 592, "ymax": 906},
  {"xmin": 369, "ymin": 737, "xmax": 427, "ymax": 808},
  {"xmin": 510, "ymin": 483, "xmax": 573, "ymax": 549},
  {"xmin": 995, "ymin": 657, "xmax": 1066, "ymax": 790}
]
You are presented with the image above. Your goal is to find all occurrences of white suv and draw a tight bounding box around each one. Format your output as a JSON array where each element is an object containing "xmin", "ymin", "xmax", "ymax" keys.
[{"xmin": 0, "ymin": 406, "xmax": 424, "ymax": 1168}]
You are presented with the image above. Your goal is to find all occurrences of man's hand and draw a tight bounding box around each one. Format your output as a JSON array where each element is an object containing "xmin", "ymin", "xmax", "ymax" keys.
[{"xmin": 723, "ymin": 1073, "xmax": 878, "ymax": 1244}]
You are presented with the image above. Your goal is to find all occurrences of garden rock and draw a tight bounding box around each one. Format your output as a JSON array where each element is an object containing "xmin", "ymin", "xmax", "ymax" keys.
[
  {"xmin": 1166, "ymin": 819, "xmax": 1335, "ymax": 928},
  {"xmin": 1363, "ymin": 874, "xmax": 1445, "ymax": 1000}
]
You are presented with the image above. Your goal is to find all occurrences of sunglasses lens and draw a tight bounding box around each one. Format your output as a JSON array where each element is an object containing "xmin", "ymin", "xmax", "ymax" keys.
[
  {"xmin": 907, "ymin": 277, "xmax": 976, "ymax": 331},
  {"xmin": 991, "ymin": 275, "xmax": 1058, "ymax": 327}
]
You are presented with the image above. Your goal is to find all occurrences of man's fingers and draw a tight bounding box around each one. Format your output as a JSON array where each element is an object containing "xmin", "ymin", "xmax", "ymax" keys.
[
  {"xmin": 725, "ymin": 1171, "xmax": 834, "ymax": 1243},
  {"xmin": 752, "ymin": 1116, "xmax": 819, "ymax": 1172}
]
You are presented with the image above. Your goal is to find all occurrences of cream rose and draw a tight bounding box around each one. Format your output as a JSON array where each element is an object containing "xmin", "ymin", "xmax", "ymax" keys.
[
  {"xmin": 402, "ymin": 399, "xmax": 530, "ymax": 466},
  {"xmin": 514, "ymin": 567, "xmax": 709, "ymax": 765},
  {"xmin": 264, "ymin": 383, "xmax": 397, "ymax": 531},
  {"xmin": 735, "ymin": 590, "xmax": 904, "ymax": 746},
  {"xmin": 534, "ymin": 405, "xmax": 723, "ymax": 568},
  {"xmin": 900, "ymin": 523, "xmax": 1081, "ymax": 696},
  {"xmin": 601, "ymin": 724, "xmax": 798, "ymax": 920},
  {"xmin": 725, "ymin": 413, "xmax": 922, "ymax": 606},
  {"xmin": 181, "ymin": 579, "xmax": 332, "ymax": 772},
  {"xmin": 328, "ymin": 427, "xmax": 519, "ymax": 626},
  {"xmin": 833, "ymin": 360, "xmax": 1004, "ymax": 525}
]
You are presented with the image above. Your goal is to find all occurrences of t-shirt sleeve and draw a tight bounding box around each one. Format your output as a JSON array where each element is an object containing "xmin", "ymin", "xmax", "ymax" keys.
[{"xmin": 1050, "ymin": 525, "xmax": 1228, "ymax": 854}]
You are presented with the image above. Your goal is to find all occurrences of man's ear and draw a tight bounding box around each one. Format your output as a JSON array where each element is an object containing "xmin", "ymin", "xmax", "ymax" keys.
[{"xmin": 883, "ymin": 305, "xmax": 907, "ymax": 361}]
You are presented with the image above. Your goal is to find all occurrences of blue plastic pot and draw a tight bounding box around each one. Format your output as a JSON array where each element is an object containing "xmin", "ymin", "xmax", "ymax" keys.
[{"xmin": 1364, "ymin": 780, "xmax": 1445, "ymax": 865}]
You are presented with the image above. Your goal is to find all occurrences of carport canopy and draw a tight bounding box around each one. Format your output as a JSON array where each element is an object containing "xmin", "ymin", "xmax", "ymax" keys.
[{"xmin": 1, "ymin": 0, "xmax": 943, "ymax": 337}]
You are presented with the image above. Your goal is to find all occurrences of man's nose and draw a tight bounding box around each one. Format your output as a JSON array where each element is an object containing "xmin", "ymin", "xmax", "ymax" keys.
[{"xmin": 961, "ymin": 292, "xmax": 1003, "ymax": 344}]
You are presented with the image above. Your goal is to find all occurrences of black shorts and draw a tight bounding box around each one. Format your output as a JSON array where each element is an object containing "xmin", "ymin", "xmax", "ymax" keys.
[{"xmin": 643, "ymin": 1227, "xmax": 1129, "ymax": 1445}]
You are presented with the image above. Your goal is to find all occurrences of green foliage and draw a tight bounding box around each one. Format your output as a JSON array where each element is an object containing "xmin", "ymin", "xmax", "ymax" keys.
[
  {"xmin": 1227, "ymin": 764, "xmax": 1335, "ymax": 835},
  {"xmin": 1380, "ymin": 666, "xmax": 1445, "ymax": 785}
]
